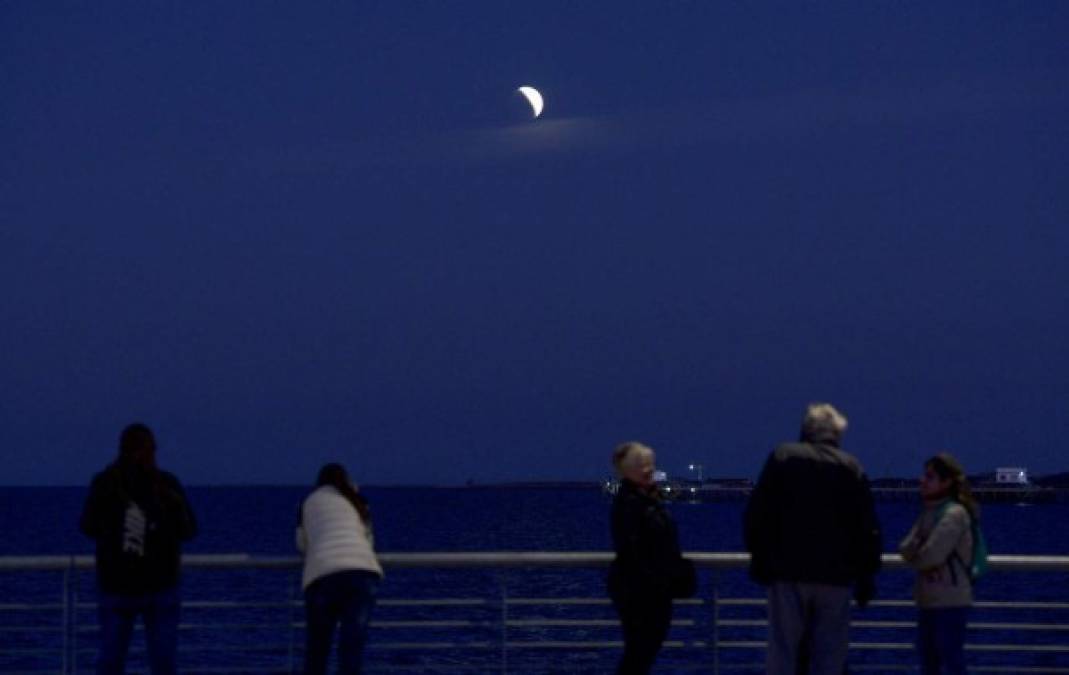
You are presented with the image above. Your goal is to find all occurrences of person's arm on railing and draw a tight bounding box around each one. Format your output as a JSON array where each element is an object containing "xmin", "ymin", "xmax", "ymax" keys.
[
  {"xmin": 852, "ymin": 473, "xmax": 882, "ymax": 608},
  {"xmin": 743, "ymin": 452, "xmax": 778, "ymax": 585},
  {"xmin": 899, "ymin": 519, "xmax": 922, "ymax": 562},
  {"xmin": 161, "ymin": 473, "xmax": 197, "ymax": 542},
  {"xmin": 296, "ymin": 524, "xmax": 308, "ymax": 554}
]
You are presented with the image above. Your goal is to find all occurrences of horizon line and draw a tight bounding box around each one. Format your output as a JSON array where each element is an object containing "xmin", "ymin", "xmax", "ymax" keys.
[{"xmin": 4, "ymin": 471, "xmax": 1069, "ymax": 490}]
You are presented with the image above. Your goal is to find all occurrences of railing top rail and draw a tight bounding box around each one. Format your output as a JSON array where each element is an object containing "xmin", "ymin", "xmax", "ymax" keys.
[{"xmin": 2, "ymin": 552, "xmax": 1069, "ymax": 571}]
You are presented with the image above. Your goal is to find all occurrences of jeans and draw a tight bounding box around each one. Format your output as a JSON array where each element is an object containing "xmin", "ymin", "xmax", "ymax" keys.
[
  {"xmin": 918, "ymin": 606, "xmax": 969, "ymax": 675},
  {"xmin": 96, "ymin": 587, "xmax": 180, "ymax": 675},
  {"xmin": 611, "ymin": 592, "xmax": 673, "ymax": 675},
  {"xmin": 304, "ymin": 569, "xmax": 380, "ymax": 675},
  {"xmin": 766, "ymin": 582, "xmax": 852, "ymax": 675}
]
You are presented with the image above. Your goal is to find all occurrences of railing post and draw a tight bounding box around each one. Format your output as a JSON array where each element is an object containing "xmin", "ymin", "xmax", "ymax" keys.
[
  {"xmin": 288, "ymin": 570, "xmax": 298, "ymax": 674},
  {"xmin": 712, "ymin": 569, "xmax": 720, "ymax": 675},
  {"xmin": 61, "ymin": 559, "xmax": 71, "ymax": 674},
  {"xmin": 499, "ymin": 572, "xmax": 509, "ymax": 675},
  {"xmin": 71, "ymin": 557, "xmax": 81, "ymax": 674}
]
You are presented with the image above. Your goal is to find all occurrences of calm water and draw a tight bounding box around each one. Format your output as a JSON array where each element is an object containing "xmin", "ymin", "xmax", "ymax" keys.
[
  {"xmin": 2, "ymin": 486, "xmax": 1067, "ymax": 673},
  {"xmin": 1, "ymin": 484, "xmax": 1067, "ymax": 556}
]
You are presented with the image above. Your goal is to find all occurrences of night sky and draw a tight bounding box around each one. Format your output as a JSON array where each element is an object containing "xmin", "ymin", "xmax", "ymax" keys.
[{"xmin": 3, "ymin": 3, "xmax": 1067, "ymax": 485}]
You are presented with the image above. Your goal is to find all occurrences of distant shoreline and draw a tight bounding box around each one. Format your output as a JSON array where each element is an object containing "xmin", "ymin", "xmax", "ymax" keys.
[{"xmin": 4, "ymin": 475, "xmax": 1069, "ymax": 489}]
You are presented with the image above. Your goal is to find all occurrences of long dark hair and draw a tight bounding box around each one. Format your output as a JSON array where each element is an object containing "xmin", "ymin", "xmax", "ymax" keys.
[
  {"xmin": 926, "ymin": 452, "xmax": 980, "ymax": 521},
  {"xmin": 317, "ymin": 463, "xmax": 371, "ymax": 525}
]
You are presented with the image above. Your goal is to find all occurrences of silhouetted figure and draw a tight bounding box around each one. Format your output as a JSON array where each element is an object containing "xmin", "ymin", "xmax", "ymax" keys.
[
  {"xmin": 900, "ymin": 453, "xmax": 978, "ymax": 675},
  {"xmin": 297, "ymin": 463, "xmax": 383, "ymax": 675},
  {"xmin": 80, "ymin": 423, "xmax": 197, "ymax": 675},
  {"xmin": 608, "ymin": 442, "xmax": 691, "ymax": 674},
  {"xmin": 744, "ymin": 404, "xmax": 881, "ymax": 675}
]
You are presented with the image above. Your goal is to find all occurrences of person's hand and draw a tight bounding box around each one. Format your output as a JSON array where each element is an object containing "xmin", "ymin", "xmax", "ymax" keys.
[
  {"xmin": 899, "ymin": 536, "xmax": 920, "ymax": 562},
  {"xmin": 854, "ymin": 576, "xmax": 876, "ymax": 609}
]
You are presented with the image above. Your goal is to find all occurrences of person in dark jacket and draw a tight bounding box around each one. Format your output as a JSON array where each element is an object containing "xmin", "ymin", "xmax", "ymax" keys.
[
  {"xmin": 80, "ymin": 423, "xmax": 197, "ymax": 675},
  {"xmin": 608, "ymin": 441, "xmax": 683, "ymax": 674},
  {"xmin": 743, "ymin": 404, "xmax": 882, "ymax": 675}
]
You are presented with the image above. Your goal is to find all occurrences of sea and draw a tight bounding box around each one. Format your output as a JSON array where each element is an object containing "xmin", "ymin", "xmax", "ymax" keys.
[{"xmin": 1, "ymin": 486, "xmax": 1067, "ymax": 673}]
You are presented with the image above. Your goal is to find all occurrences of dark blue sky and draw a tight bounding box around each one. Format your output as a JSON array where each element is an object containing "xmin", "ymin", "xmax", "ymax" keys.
[{"xmin": 2, "ymin": 3, "xmax": 1067, "ymax": 485}]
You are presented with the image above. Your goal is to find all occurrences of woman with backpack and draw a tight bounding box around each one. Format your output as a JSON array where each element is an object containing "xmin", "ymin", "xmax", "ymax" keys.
[
  {"xmin": 297, "ymin": 463, "xmax": 383, "ymax": 675},
  {"xmin": 899, "ymin": 453, "xmax": 983, "ymax": 675}
]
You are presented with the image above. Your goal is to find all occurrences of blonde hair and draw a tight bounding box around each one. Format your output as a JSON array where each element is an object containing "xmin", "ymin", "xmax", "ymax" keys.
[
  {"xmin": 612, "ymin": 441, "xmax": 655, "ymax": 477},
  {"xmin": 802, "ymin": 403, "xmax": 848, "ymax": 441}
]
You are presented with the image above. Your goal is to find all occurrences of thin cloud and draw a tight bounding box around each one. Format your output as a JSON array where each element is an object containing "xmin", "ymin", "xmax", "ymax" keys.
[{"xmin": 242, "ymin": 69, "xmax": 1068, "ymax": 173}]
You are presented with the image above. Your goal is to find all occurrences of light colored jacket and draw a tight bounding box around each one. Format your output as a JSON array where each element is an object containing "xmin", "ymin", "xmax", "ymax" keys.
[
  {"xmin": 296, "ymin": 485, "xmax": 383, "ymax": 590},
  {"xmin": 899, "ymin": 499, "xmax": 974, "ymax": 608}
]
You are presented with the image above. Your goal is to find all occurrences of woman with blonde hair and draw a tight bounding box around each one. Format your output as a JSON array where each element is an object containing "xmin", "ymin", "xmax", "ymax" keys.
[
  {"xmin": 899, "ymin": 453, "xmax": 979, "ymax": 675},
  {"xmin": 607, "ymin": 442, "xmax": 692, "ymax": 674}
]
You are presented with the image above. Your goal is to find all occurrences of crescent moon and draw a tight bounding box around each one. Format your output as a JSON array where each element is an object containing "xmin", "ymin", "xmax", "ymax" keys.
[{"xmin": 517, "ymin": 86, "xmax": 544, "ymax": 118}]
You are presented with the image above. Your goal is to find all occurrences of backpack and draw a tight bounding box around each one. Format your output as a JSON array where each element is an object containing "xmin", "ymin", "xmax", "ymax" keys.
[
  {"xmin": 935, "ymin": 499, "xmax": 988, "ymax": 583},
  {"xmin": 966, "ymin": 515, "xmax": 989, "ymax": 581}
]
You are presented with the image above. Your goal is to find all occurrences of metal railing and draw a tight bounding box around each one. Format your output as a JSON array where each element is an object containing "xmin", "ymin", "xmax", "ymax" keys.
[{"xmin": 2, "ymin": 553, "xmax": 1068, "ymax": 673}]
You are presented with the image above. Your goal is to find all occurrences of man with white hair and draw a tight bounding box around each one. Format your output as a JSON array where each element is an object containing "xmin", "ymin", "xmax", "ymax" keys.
[{"xmin": 743, "ymin": 403, "xmax": 882, "ymax": 675}]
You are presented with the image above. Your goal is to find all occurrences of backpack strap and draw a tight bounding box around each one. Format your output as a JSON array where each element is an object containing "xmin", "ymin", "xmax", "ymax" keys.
[
  {"xmin": 947, "ymin": 550, "xmax": 965, "ymax": 586},
  {"xmin": 933, "ymin": 499, "xmax": 970, "ymax": 586}
]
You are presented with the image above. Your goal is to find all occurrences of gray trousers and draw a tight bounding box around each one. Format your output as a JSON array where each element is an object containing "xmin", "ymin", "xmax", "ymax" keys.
[{"xmin": 766, "ymin": 582, "xmax": 852, "ymax": 675}]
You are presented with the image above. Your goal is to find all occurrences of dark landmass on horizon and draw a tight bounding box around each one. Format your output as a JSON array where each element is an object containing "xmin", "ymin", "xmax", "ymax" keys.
[{"xmin": 9, "ymin": 472, "xmax": 1069, "ymax": 490}]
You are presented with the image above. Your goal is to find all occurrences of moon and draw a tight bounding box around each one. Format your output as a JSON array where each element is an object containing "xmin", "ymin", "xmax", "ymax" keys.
[{"xmin": 517, "ymin": 86, "xmax": 544, "ymax": 118}]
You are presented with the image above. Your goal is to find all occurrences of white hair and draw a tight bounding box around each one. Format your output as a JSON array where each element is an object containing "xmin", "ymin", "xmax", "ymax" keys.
[
  {"xmin": 612, "ymin": 441, "xmax": 655, "ymax": 476},
  {"xmin": 802, "ymin": 403, "xmax": 848, "ymax": 440}
]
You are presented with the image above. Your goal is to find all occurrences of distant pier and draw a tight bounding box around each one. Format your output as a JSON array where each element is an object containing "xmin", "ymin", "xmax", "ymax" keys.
[
  {"xmin": 868, "ymin": 485, "xmax": 1059, "ymax": 504},
  {"xmin": 603, "ymin": 479, "xmax": 1062, "ymax": 504}
]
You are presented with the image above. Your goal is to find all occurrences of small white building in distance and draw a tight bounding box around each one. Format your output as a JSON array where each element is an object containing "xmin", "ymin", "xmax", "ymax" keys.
[{"xmin": 995, "ymin": 467, "xmax": 1030, "ymax": 485}]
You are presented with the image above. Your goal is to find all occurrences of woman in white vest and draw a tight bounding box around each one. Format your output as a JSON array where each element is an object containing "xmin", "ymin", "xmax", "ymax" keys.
[{"xmin": 297, "ymin": 463, "xmax": 383, "ymax": 675}]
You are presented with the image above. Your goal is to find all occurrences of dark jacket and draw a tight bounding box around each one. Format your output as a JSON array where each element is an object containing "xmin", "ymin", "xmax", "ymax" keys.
[
  {"xmin": 608, "ymin": 480, "xmax": 682, "ymax": 599},
  {"xmin": 80, "ymin": 463, "xmax": 197, "ymax": 595},
  {"xmin": 743, "ymin": 438, "xmax": 881, "ymax": 586}
]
